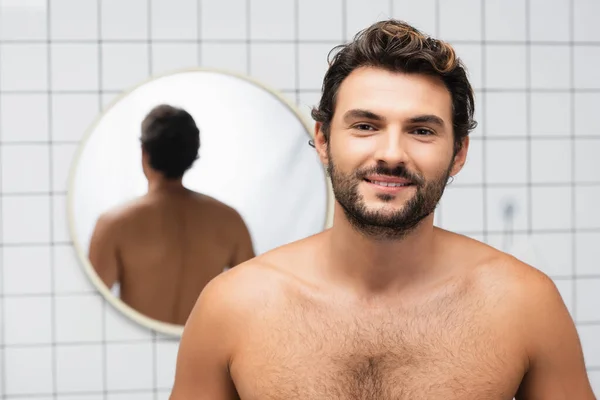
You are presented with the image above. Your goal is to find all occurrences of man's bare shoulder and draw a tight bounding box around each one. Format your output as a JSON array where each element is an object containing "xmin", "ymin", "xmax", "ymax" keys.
[
  {"xmin": 449, "ymin": 232, "xmax": 567, "ymax": 325},
  {"xmin": 93, "ymin": 198, "xmax": 147, "ymax": 230},
  {"xmin": 193, "ymin": 234, "xmax": 323, "ymax": 315}
]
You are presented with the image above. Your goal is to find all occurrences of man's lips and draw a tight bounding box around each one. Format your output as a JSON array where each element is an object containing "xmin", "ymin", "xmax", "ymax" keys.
[{"xmin": 364, "ymin": 175, "xmax": 413, "ymax": 185}]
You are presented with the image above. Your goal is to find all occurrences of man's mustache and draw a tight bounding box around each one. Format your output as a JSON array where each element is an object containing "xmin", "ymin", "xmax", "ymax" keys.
[{"xmin": 355, "ymin": 165, "xmax": 424, "ymax": 185}]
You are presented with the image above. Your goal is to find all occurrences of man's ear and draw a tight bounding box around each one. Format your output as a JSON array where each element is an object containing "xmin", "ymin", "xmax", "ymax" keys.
[
  {"xmin": 450, "ymin": 136, "xmax": 469, "ymax": 177},
  {"xmin": 313, "ymin": 122, "xmax": 329, "ymax": 166}
]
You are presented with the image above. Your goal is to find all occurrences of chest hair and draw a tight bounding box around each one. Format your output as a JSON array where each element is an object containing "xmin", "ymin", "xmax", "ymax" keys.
[{"xmin": 236, "ymin": 287, "xmax": 518, "ymax": 400}]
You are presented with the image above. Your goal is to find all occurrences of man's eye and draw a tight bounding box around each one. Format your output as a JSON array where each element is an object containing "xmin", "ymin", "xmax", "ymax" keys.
[
  {"xmin": 413, "ymin": 128, "xmax": 434, "ymax": 136},
  {"xmin": 354, "ymin": 124, "xmax": 375, "ymax": 131}
]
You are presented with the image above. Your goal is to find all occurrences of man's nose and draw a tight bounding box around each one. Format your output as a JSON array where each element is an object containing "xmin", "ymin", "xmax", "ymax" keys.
[{"xmin": 373, "ymin": 131, "xmax": 409, "ymax": 165}]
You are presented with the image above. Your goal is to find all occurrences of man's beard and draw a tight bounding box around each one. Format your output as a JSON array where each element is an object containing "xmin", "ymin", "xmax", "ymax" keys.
[{"xmin": 327, "ymin": 150, "xmax": 452, "ymax": 241}]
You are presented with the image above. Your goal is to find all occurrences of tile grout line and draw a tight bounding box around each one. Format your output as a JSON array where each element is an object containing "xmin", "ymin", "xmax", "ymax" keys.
[
  {"xmin": 0, "ymin": 1, "xmax": 6, "ymax": 397},
  {"xmin": 480, "ymin": 0, "xmax": 488, "ymax": 243},
  {"xmin": 569, "ymin": 0, "xmax": 578, "ymax": 323},
  {"xmin": 46, "ymin": 0, "xmax": 58, "ymax": 398},
  {"xmin": 96, "ymin": 0, "xmax": 109, "ymax": 398},
  {"xmin": 525, "ymin": 0, "xmax": 533, "ymax": 237}
]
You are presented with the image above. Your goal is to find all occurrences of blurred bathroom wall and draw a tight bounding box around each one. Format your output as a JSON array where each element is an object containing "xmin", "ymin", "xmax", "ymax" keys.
[{"xmin": 0, "ymin": 0, "xmax": 598, "ymax": 398}]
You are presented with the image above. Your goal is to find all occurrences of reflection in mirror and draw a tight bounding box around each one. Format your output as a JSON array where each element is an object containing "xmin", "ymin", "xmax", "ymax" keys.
[{"xmin": 68, "ymin": 69, "xmax": 331, "ymax": 334}]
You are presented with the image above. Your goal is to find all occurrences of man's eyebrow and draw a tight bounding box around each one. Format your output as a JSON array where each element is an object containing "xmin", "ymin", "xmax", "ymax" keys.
[
  {"xmin": 407, "ymin": 114, "xmax": 445, "ymax": 127},
  {"xmin": 342, "ymin": 109, "xmax": 386, "ymax": 123}
]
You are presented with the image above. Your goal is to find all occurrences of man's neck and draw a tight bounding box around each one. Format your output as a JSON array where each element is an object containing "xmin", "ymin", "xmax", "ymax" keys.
[
  {"xmin": 324, "ymin": 205, "xmax": 440, "ymax": 299},
  {"xmin": 147, "ymin": 176, "xmax": 186, "ymax": 194}
]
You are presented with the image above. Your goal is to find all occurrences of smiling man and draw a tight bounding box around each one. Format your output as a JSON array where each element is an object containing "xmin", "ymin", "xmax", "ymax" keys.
[{"xmin": 169, "ymin": 20, "xmax": 595, "ymax": 399}]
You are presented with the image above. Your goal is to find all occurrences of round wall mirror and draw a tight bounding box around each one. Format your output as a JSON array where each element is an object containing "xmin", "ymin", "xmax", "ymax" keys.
[{"xmin": 67, "ymin": 68, "xmax": 333, "ymax": 336}]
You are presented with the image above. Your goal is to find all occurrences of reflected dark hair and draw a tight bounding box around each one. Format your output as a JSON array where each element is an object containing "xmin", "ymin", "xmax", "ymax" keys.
[
  {"xmin": 311, "ymin": 19, "xmax": 477, "ymax": 154},
  {"xmin": 140, "ymin": 104, "xmax": 200, "ymax": 179}
]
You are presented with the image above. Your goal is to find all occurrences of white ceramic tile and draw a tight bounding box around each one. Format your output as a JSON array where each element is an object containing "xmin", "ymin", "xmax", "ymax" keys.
[
  {"xmin": 485, "ymin": 45, "xmax": 526, "ymax": 89},
  {"xmin": 575, "ymin": 139, "xmax": 600, "ymax": 183},
  {"xmin": 1, "ymin": 94, "xmax": 49, "ymax": 142},
  {"xmin": 2, "ymin": 195, "xmax": 51, "ymax": 244},
  {"xmin": 576, "ymin": 186, "xmax": 600, "ymax": 230},
  {"xmin": 589, "ymin": 370, "xmax": 600, "ymax": 397},
  {"xmin": 58, "ymin": 395, "xmax": 103, "ymax": 400},
  {"xmin": 0, "ymin": 0, "xmax": 47, "ymax": 40},
  {"xmin": 0, "ymin": 44, "xmax": 48, "ymax": 91},
  {"xmin": 451, "ymin": 44, "xmax": 482, "ymax": 90},
  {"xmin": 531, "ymin": 139, "xmax": 572, "ymax": 184},
  {"xmin": 453, "ymin": 137, "xmax": 483, "ymax": 185},
  {"xmin": 3, "ymin": 245, "xmax": 51, "ymax": 295},
  {"xmin": 52, "ymin": 94, "xmax": 100, "ymax": 142},
  {"xmin": 576, "ymin": 232, "xmax": 600, "ymax": 276},
  {"xmin": 345, "ymin": 0, "xmax": 390, "ymax": 40},
  {"xmin": 106, "ymin": 342, "xmax": 154, "ymax": 391},
  {"xmin": 51, "ymin": 44, "xmax": 99, "ymax": 91},
  {"xmin": 53, "ymin": 194, "xmax": 70, "ymax": 242},
  {"xmin": 529, "ymin": 0, "xmax": 570, "ymax": 42},
  {"xmin": 108, "ymin": 394, "xmax": 155, "ymax": 400},
  {"xmin": 52, "ymin": 144, "xmax": 78, "ymax": 192},
  {"xmin": 579, "ymin": 325, "xmax": 600, "ymax": 367},
  {"xmin": 486, "ymin": 186, "xmax": 529, "ymax": 232},
  {"xmin": 439, "ymin": 0, "xmax": 481, "ymax": 41},
  {"xmin": 101, "ymin": 92, "xmax": 120, "ymax": 110},
  {"xmin": 200, "ymin": 43, "xmax": 247, "ymax": 74},
  {"xmin": 531, "ymin": 186, "xmax": 572, "ymax": 230},
  {"xmin": 484, "ymin": 0, "xmax": 526, "ymax": 41},
  {"xmin": 156, "ymin": 339, "xmax": 179, "ymax": 389},
  {"xmin": 439, "ymin": 187, "xmax": 484, "ymax": 233},
  {"xmin": 4, "ymin": 347, "xmax": 53, "ymax": 395},
  {"xmin": 250, "ymin": 0, "xmax": 294, "ymax": 40},
  {"xmin": 1, "ymin": 144, "xmax": 50, "ymax": 193},
  {"xmin": 528, "ymin": 233, "xmax": 573, "ymax": 278},
  {"xmin": 56, "ymin": 344, "xmax": 103, "ymax": 392},
  {"xmin": 298, "ymin": 0, "xmax": 343, "ymax": 41},
  {"xmin": 530, "ymin": 45, "xmax": 570, "ymax": 89},
  {"xmin": 157, "ymin": 391, "xmax": 173, "ymax": 400},
  {"xmin": 5, "ymin": 296, "xmax": 52, "ymax": 345},
  {"xmin": 576, "ymin": 279, "xmax": 600, "ymax": 323},
  {"xmin": 485, "ymin": 139, "xmax": 527, "ymax": 184},
  {"xmin": 151, "ymin": 0, "xmax": 197, "ymax": 40},
  {"xmin": 485, "ymin": 92, "xmax": 527, "ymax": 137},
  {"xmin": 553, "ymin": 278, "xmax": 574, "ymax": 316},
  {"xmin": 102, "ymin": 43, "xmax": 150, "ymax": 91},
  {"xmin": 298, "ymin": 43, "xmax": 331, "ymax": 91},
  {"xmin": 101, "ymin": 0, "xmax": 148, "ymax": 40},
  {"xmin": 250, "ymin": 43, "xmax": 295, "ymax": 90},
  {"xmin": 575, "ymin": 93, "xmax": 600, "ymax": 137},
  {"xmin": 471, "ymin": 90, "xmax": 484, "ymax": 138},
  {"xmin": 105, "ymin": 303, "xmax": 153, "ymax": 341},
  {"xmin": 392, "ymin": 0, "xmax": 436, "ymax": 35},
  {"xmin": 54, "ymin": 244, "xmax": 96, "ymax": 293},
  {"xmin": 55, "ymin": 294, "xmax": 103, "ymax": 343},
  {"xmin": 152, "ymin": 43, "xmax": 198, "ymax": 76},
  {"xmin": 200, "ymin": 0, "xmax": 247, "ymax": 40},
  {"xmin": 50, "ymin": 0, "xmax": 98, "ymax": 40},
  {"xmin": 574, "ymin": 46, "xmax": 600, "ymax": 89},
  {"xmin": 531, "ymin": 93, "xmax": 571, "ymax": 137},
  {"xmin": 574, "ymin": 0, "xmax": 600, "ymax": 41}
]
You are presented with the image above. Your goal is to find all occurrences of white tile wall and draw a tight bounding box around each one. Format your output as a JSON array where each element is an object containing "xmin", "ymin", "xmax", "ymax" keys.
[{"xmin": 0, "ymin": 0, "xmax": 598, "ymax": 398}]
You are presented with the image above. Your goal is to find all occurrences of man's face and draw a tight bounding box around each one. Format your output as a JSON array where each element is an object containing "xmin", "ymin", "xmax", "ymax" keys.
[{"xmin": 316, "ymin": 66, "xmax": 468, "ymax": 239}]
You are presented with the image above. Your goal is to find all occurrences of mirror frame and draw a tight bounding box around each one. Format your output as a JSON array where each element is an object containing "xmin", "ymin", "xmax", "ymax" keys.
[{"xmin": 66, "ymin": 67, "xmax": 335, "ymax": 337}]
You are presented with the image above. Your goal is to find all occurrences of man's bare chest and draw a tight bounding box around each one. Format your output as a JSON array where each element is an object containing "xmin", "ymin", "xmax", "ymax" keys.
[{"xmin": 230, "ymin": 292, "xmax": 525, "ymax": 400}]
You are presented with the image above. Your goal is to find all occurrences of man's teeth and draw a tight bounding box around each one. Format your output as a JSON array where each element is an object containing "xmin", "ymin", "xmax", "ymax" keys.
[{"xmin": 371, "ymin": 181, "xmax": 410, "ymax": 187}]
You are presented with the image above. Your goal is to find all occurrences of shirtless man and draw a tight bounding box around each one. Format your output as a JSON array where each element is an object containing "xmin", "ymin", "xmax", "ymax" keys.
[
  {"xmin": 88, "ymin": 104, "xmax": 255, "ymax": 326},
  {"xmin": 169, "ymin": 20, "xmax": 595, "ymax": 399}
]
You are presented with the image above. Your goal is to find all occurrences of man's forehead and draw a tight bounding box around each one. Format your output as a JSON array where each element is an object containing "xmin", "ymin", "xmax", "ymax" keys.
[{"xmin": 333, "ymin": 69, "xmax": 453, "ymax": 122}]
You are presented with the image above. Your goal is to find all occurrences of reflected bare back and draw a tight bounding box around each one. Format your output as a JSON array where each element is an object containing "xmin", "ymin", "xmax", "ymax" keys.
[{"xmin": 89, "ymin": 189, "xmax": 255, "ymax": 325}]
